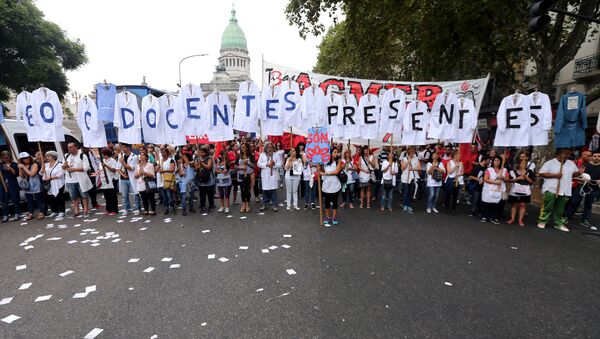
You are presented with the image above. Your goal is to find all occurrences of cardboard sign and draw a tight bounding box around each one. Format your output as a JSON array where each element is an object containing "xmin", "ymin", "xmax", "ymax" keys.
[{"xmin": 306, "ymin": 127, "xmax": 330, "ymax": 164}]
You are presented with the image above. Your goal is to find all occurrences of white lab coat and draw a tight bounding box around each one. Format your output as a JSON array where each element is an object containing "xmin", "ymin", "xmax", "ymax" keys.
[
  {"xmin": 234, "ymin": 81, "xmax": 261, "ymax": 133},
  {"xmin": 494, "ymin": 94, "xmax": 531, "ymax": 147},
  {"xmin": 258, "ymin": 152, "xmax": 282, "ymax": 190}
]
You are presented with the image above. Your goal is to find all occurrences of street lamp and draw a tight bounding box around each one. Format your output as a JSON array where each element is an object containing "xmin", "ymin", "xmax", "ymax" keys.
[{"xmin": 178, "ymin": 53, "xmax": 209, "ymax": 87}]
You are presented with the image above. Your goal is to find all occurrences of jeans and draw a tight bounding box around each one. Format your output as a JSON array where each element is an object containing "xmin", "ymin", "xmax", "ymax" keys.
[
  {"xmin": 581, "ymin": 189, "xmax": 599, "ymax": 222},
  {"xmin": 140, "ymin": 191, "xmax": 156, "ymax": 212},
  {"xmin": 120, "ymin": 179, "xmax": 141, "ymax": 211},
  {"xmin": 427, "ymin": 186, "xmax": 441, "ymax": 209},
  {"xmin": 285, "ymin": 177, "xmax": 300, "ymax": 207},
  {"xmin": 470, "ymin": 190, "xmax": 482, "ymax": 215},
  {"xmin": 160, "ymin": 188, "xmax": 174, "ymax": 210},
  {"xmin": 0, "ymin": 186, "xmax": 20, "ymax": 217},
  {"xmin": 343, "ymin": 182, "xmax": 356, "ymax": 204},
  {"xmin": 26, "ymin": 192, "xmax": 45, "ymax": 214},
  {"xmin": 303, "ymin": 180, "xmax": 316, "ymax": 205},
  {"xmin": 444, "ymin": 178, "xmax": 459, "ymax": 211},
  {"xmin": 262, "ymin": 189, "xmax": 278, "ymax": 206},
  {"xmin": 402, "ymin": 183, "xmax": 411, "ymax": 207},
  {"xmin": 239, "ymin": 174, "xmax": 251, "ymax": 203},
  {"xmin": 566, "ymin": 186, "xmax": 583, "ymax": 218},
  {"xmin": 381, "ymin": 185, "xmax": 394, "ymax": 209}
]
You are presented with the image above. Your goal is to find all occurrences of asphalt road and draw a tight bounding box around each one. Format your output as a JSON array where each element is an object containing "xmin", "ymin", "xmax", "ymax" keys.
[{"xmin": 0, "ymin": 191, "xmax": 599, "ymax": 338}]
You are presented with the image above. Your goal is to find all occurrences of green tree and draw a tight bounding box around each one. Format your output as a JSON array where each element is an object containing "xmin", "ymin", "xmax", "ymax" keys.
[
  {"xmin": 0, "ymin": 0, "xmax": 87, "ymax": 103},
  {"xmin": 286, "ymin": 0, "xmax": 600, "ymax": 101}
]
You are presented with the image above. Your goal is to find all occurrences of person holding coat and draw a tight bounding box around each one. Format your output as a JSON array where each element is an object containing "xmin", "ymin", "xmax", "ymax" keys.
[{"xmin": 258, "ymin": 142, "xmax": 282, "ymax": 212}]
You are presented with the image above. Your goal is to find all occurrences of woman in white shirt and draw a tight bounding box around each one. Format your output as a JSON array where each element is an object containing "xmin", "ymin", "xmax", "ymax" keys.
[
  {"xmin": 41, "ymin": 151, "xmax": 65, "ymax": 218},
  {"xmin": 284, "ymin": 147, "xmax": 303, "ymax": 210},
  {"xmin": 134, "ymin": 153, "xmax": 156, "ymax": 216},
  {"xmin": 215, "ymin": 150, "xmax": 232, "ymax": 214},
  {"xmin": 320, "ymin": 148, "xmax": 343, "ymax": 226},
  {"xmin": 380, "ymin": 152, "xmax": 399, "ymax": 211},
  {"xmin": 481, "ymin": 155, "xmax": 508, "ymax": 224},
  {"xmin": 258, "ymin": 142, "xmax": 282, "ymax": 212},
  {"xmin": 99, "ymin": 148, "xmax": 119, "ymax": 215},
  {"xmin": 400, "ymin": 146, "xmax": 421, "ymax": 213},
  {"xmin": 444, "ymin": 150, "xmax": 464, "ymax": 214},
  {"xmin": 157, "ymin": 147, "xmax": 177, "ymax": 215},
  {"xmin": 426, "ymin": 151, "xmax": 446, "ymax": 213},
  {"xmin": 341, "ymin": 149, "xmax": 357, "ymax": 209},
  {"xmin": 356, "ymin": 146, "xmax": 377, "ymax": 209},
  {"xmin": 301, "ymin": 156, "xmax": 317, "ymax": 210}
]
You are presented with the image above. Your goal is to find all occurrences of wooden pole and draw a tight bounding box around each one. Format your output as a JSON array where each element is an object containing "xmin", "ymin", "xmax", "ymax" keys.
[
  {"xmin": 318, "ymin": 169, "xmax": 323, "ymax": 226},
  {"xmin": 290, "ymin": 127, "xmax": 293, "ymax": 150}
]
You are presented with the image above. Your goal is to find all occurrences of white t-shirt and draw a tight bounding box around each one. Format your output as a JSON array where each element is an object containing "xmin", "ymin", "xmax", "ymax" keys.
[
  {"xmin": 322, "ymin": 161, "xmax": 341, "ymax": 193},
  {"xmin": 400, "ymin": 155, "xmax": 419, "ymax": 184},
  {"xmin": 358, "ymin": 155, "xmax": 374, "ymax": 183},
  {"xmin": 540, "ymin": 158, "xmax": 578, "ymax": 196},
  {"xmin": 426, "ymin": 162, "xmax": 444, "ymax": 187},
  {"xmin": 285, "ymin": 158, "xmax": 303, "ymax": 179},
  {"xmin": 381, "ymin": 160, "xmax": 398, "ymax": 186},
  {"xmin": 344, "ymin": 160, "xmax": 357, "ymax": 184}
]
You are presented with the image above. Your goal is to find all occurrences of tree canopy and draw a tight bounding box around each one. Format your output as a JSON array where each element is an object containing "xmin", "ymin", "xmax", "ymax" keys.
[
  {"xmin": 286, "ymin": 0, "xmax": 600, "ymax": 102},
  {"xmin": 0, "ymin": 0, "xmax": 87, "ymax": 103}
]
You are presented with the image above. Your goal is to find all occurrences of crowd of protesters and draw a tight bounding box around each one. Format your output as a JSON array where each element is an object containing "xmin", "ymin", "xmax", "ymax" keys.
[{"xmin": 0, "ymin": 136, "xmax": 598, "ymax": 232}]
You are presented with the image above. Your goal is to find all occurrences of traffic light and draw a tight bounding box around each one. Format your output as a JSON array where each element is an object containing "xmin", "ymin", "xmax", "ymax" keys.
[{"xmin": 528, "ymin": 0, "xmax": 553, "ymax": 33}]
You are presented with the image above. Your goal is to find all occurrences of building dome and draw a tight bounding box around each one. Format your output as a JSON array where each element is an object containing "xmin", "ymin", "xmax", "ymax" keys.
[{"xmin": 220, "ymin": 7, "xmax": 247, "ymax": 51}]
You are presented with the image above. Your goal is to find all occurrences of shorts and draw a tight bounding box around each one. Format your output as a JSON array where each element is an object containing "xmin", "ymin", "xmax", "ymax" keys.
[
  {"xmin": 217, "ymin": 185, "xmax": 232, "ymax": 198},
  {"xmin": 66, "ymin": 182, "xmax": 89, "ymax": 200},
  {"xmin": 508, "ymin": 195, "xmax": 531, "ymax": 203}
]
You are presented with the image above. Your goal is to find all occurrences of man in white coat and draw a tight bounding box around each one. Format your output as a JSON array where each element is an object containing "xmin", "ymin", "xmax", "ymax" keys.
[
  {"xmin": 258, "ymin": 142, "xmax": 282, "ymax": 212},
  {"xmin": 62, "ymin": 142, "xmax": 93, "ymax": 217},
  {"xmin": 118, "ymin": 144, "xmax": 141, "ymax": 215}
]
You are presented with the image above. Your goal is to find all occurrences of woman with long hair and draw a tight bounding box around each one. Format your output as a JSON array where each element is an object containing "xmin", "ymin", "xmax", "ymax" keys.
[
  {"xmin": 320, "ymin": 148, "xmax": 343, "ymax": 226},
  {"xmin": 341, "ymin": 149, "xmax": 357, "ymax": 209},
  {"xmin": 481, "ymin": 155, "xmax": 508, "ymax": 224},
  {"xmin": 507, "ymin": 151, "xmax": 534, "ymax": 226},
  {"xmin": 356, "ymin": 146, "xmax": 376, "ymax": 208},
  {"xmin": 158, "ymin": 147, "xmax": 177, "ymax": 215},
  {"xmin": 41, "ymin": 151, "xmax": 65, "ymax": 218},
  {"xmin": 444, "ymin": 150, "xmax": 464, "ymax": 215},
  {"xmin": 134, "ymin": 152, "xmax": 156, "ymax": 216},
  {"xmin": 215, "ymin": 149, "xmax": 232, "ymax": 213},
  {"xmin": 426, "ymin": 151, "xmax": 446, "ymax": 213},
  {"xmin": 236, "ymin": 143, "xmax": 254, "ymax": 213},
  {"xmin": 195, "ymin": 146, "xmax": 215, "ymax": 213},
  {"xmin": 284, "ymin": 147, "xmax": 303, "ymax": 210},
  {"xmin": 99, "ymin": 148, "xmax": 119, "ymax": 215},
  {"xmin": 400, "ymin": 146, "xmax": 421, "ymax": 213},
  {"xmin": 178, "ymin": 153, "xmax": 196, "ymax": 216},
  {"xmin": 0, "ymin": 151, "xmax": 20, "ymax": 222},
  {"xmin": 18, "ymin": 152, "xmax": 44, "ymax": 220},
  {"xmin": 380, "ymin": 151, "xmax": 399, "ymax": 211},
  {"xmin": 258, "ymin": 142, "xmax": 281, "ymax": 212}
]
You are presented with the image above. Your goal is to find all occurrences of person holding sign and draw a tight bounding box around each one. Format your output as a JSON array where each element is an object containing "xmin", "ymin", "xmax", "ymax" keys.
[
  {"xmin": 258, "ymin": 142, "xmax": 281, "ymax": 212},
  {"xmin": 537, "ymin": 149, "xmax": 582, "ymax": 232},
  {"xmin": 320, "ymin": 148, "xmax": 343, "ymax": 226},
  {"xmin": 284, "ymin": 147, "xmax": 303, "ymax": 211}
]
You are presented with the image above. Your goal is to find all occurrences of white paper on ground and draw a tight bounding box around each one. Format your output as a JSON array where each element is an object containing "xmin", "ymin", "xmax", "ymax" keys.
[
  {"xmin": 218, "ymin": 257, "xmax": 229, "ymax": 262},
  {"xmin": 207, "ymin": 254, "xmax": 215, "ymax": 259},
  {"xmin": 259, "ymin": 213, "xmax": 265, "ymax": 215},
  {"xmin": 161, "ymin": 258, "xmax": 173, "ymax": 262},
  {"xmin": 34, "ymin": 295, "xmax": 52, "ymax": 302},
  {"xmin": 169, "ymin": 264, "xmax": 181, "ymax": 269},
  {"xmin": 143, "ymin": 267, "xmax": 155, "ymax": 273},
  {"xmin": 59, "ymin": 270, "xmax": 74, "ymax": 277},
  {"xmin": 112, "ymin": 239, "xmax": 121, "ymax": 243},
  {"xmin": 83, "ymin": 328, "xmax": 104, "ymax": 339},
  {"xmin": 73, "ymin": 224, "xmax": 81, "ymax": 227},
  {"xmin": 256, "ymin": 288, "xmax": 264, "ymax": 292},
  {"xmin": 239, "ymin": 246, "xmax": 248, "ymax": 250},
  {"xmin": 268, "ymin": 246, "xmax": 278, "ymax": 250},
  {"xmin": 286, "ymin": 269, "xmax": 297, "ymax": 275},
  {"xmin": 444, "ymin": 282, "xmax": 453, "ymax": 286},
  {"xmin": 139, "ymin": 227, "xmax": 147, "ymax": 231},
  {"xmin": 261, "ymin": 249, "xmax": 269, "ymax": 254},
  {"xmin": 201, "ymin": 230, "xmax": 210, "ymax": 233},
  {"xmin": 281, "ymin": 244, "xmax": 291, "ymax": 249},
  {"xmin": 0, "ymin": 297, "xmax": 13, "ymax": 305},
  {"xmin": 16, "ymin": 265, "xmax": 26, "ymax": 271},
  {"xmin": 128, "ymin": 258, "xmax": 140, "ymax": 263},
  {"xmin": 85, "ymin": 285, "xmax": 96, "ymax": 293},
  {"xmin": 18, "ymin": 283, "xmax": 32, "ymax": 290},
  {"xmin": 1, "ymin": 314, "xmax": 20, "ymax": 324},
  {"xmin": 227, "ymin": 215, "xmax": 233, "ymax": 218},
  {"xmin": 24, "ymin": 245, "xmax": 34, "ymax": 250},
  {"xmin": 72, "ymin": 292, "xmax": 88, "ymax": 299},
  {"xmin": 67, "ymin": 240, "xmax": 78, "ymax": 244},
  {"xmin": 283, "ymin": 234, "xmax": 292, "ymax": 238},
  {"xmin": 90, "ymin": 243, "xmax": 100, "ymax": 247},
  {"xmin": 240, "ymin": 216, "xmax": 247, "ymax": 220},
  {"xmin": 201, "ymin": 322, "xmax": 207, "ymax": 326}
]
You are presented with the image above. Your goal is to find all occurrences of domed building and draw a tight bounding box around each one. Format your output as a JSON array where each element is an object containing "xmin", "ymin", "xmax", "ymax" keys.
[{"xmin": 201, "ymin": 5, "xmax": 251, "ymax": 108}]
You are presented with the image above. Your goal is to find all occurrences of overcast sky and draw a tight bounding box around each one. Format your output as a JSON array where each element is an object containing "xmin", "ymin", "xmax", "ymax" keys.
[{"xmin": 35, "ymin": 0, "xmax": 330, "ymax": 97}]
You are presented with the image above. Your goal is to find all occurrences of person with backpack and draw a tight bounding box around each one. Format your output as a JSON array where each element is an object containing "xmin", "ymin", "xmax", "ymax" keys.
[
  {"xmin": 194, "ymin": 146, "xmax": 215, "ymax": 213},
  {"xmin": 18, "ymin": 152, "xmax": 44, "ymax": 220},
  {"xmin": 63, "ymin": 142, "xmax": 92, "ymax": 218},
  {"xmin": 321, "ymin": 148, "xmax": 343, "ymax": 226},
  {"xmin": 426, "ymin": 151, "xmax": 446, "ymax": 213}
]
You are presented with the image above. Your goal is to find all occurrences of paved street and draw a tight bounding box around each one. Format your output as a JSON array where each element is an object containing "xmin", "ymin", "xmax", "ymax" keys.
[{"xmin": 0, "ymin": 193, "xmax": 599, "ymax": 338}]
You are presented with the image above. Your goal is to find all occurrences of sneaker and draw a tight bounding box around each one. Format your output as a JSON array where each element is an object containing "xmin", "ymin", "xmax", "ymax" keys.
[
  {"xmin": 490, "ymin": 219, "xmax": 500, "ymax": 225},
  {"xmin": 580, "ymin": 220, "xmax": 592, "ymax": 228},
  {"xmin": 224, "ymin": 207, "xmax": 229, "ymax": 214},
  {"xmin": 133, "ymin": 210, "xmax": 140, "ymax": 216},
  {"xmin": 1, "ymin": 216, "xmax": 7, "ymax": 223},
  {"xmin": 432, "ymin": 208, "xmax": 439, "ymax": 214},
  {"xmin": 217, "ymin": 207, "xmax": 224, "ymax": 213},
  {"xmin": 121, "ymin": 210, "xmax": 129, "ymax": 216},
  {"xmin": 182, "ymin": 210, "xmax": 187, "ymax": 216},
  {"xmin": 255, "ymin": 197, "xmax": 261, "ymax": 203},
  {"xmin": 311, "ymin": 203, "xmax": 316, "ymax": 210},
  {"xmin": 57, "ymin": 212, "xmax": 65, "ymax": 218},
  {"xmin": 304, "ymin": 204, "xmax": 309, "ymax": 209},
  {"xmin": 108, "ymin": 212, "xmax": 117, "ymax": 216},
  {"xmin": 426, "ymin": 208, "xmax": 431, "ymax": 214},
  {"xmin": 591, "ymin": 226, "xmax": 598, "ymax": 231},
  {"xmin": 554, "ymin": 225, "xmax": 570, "ymax": 232},
  {"xmin": 537, "ymin": 223, "xmax": 546, "ymax": 229},
  {"xmin": 286, "ymin": 205, "xmax": 291, "ymax": 210},
  {"xmin": 48, "ymin": 212, "xmax": 58, "ymax": 218},
  {"xmin": 323, "ymin": 218, "xmax": 331, "ymax": 226},
  {"xmin": 332, "ymin": 218, "xmax": 338, "ymax": 225},
  {"xmin": 272, "ymin": 206, "xmax": 278, "ymax": 212},
  {"xmin": 408, "ymin": 207, "xmax": 414, "ymax": 213},
  {"xmin": 403, "ymin": 206, "xmax": 408, "ymax": 212},
  {"xmin": 294, "ymin": 206, "xmax": 300, "ymax": 211},
  {"xmin": 480, "ymin": 218, "xmax": 487, "ymax": 223},
  {"xmin": 259, "ymin": 205, "xmax": 267, "ymax": 212},
  {"xmin": 340, "ymin": 202, "xmax": 345, "ymax": 208}
]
